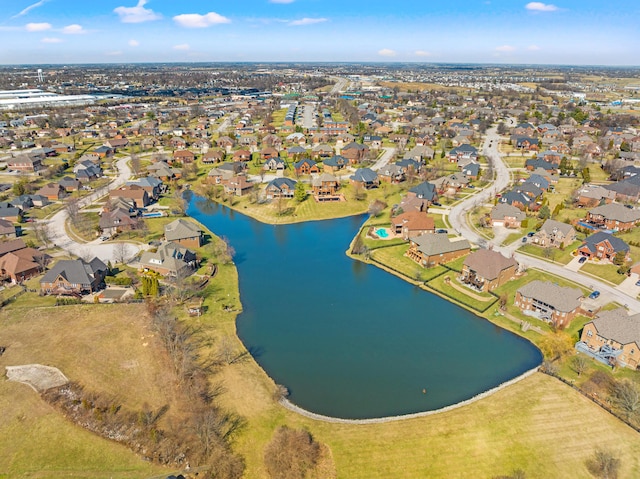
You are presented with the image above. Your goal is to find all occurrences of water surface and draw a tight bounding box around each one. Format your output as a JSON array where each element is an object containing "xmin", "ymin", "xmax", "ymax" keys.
[{"xmin": 188, "ymin": 199, "xmax": 542, "ymax": 419}]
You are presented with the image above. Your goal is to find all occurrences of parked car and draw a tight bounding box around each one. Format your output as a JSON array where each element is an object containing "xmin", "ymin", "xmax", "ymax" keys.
[
  {"xmin": 635, "ymin": 280, "xmax": 640, "ymax": 287},
  {"xmin": 435, "ymin": 229, "xmax": 448, "ymax": 234},
  {"xmin": 100, "ymin": 236, "xmax": 109, "ymax": 241},
  {"xmin": 588, "ymin": 291, "xmax": 600, "ymax": 299},
  {"xmin": 522, "ymin": 237, "xmax": 527, "ymax": 243},
  {"xmin": 527, "ymin": 231, "xmax": 535, "ymax": 237},
  {"xmin": 579, "ymin": 256, "xmax": 587, "ymax": 264}
]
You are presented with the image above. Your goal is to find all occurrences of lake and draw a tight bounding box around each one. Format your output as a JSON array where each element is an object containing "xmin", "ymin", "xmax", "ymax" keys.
[{"xmin": 188, "ymin": 198, "xmax": 542, "ymax": 420}]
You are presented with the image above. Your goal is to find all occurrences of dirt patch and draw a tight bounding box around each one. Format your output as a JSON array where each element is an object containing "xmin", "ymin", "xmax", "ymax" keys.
[{"xmin": 6, "ymin": 364, "xmax": 69, "ymax": 392}]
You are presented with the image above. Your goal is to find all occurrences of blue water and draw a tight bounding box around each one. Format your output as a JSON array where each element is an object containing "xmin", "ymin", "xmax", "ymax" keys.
[
  {"xmin": 143, "ymin": 212, "xmax": 164, "ymax": 218},
  {"xmin": 375, "ymin": 228, "xmax": 389, "ymax": 238},
  {"xmin": 188, "ymin": 198, "xmax": 542, "ymax": 419}
]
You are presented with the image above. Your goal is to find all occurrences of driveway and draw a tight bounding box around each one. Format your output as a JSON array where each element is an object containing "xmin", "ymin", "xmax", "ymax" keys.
[
  {"xmin": 617, "ymin": 273, "xmax": 640, "ymax": 298},
  {"xmin": 565, "ymin": 255, "xmax": 586, "ymax": 272}
]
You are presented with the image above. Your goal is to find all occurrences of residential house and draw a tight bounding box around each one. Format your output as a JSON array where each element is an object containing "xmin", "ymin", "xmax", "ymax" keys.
[
  {"xmin": 311, "ymin": 144, "xmax": 335, "ymax": 159},
  {"xmin": 448, "ymin": 144, "xmax": 478, "ymax": 163},
  {"xmin": 73, "ymin": 160, "xmax": 102, "ymax": 182},
  {"xmin": 515, "ymin": 280, "xmax": 585, "ymax": 328},
  {"xmin": 40, "ymin": 258, "xmax": 107, "ymax": 295},
  {"xmin": 164, "ymin": 218, "xmax": 203, "ymax": 249},
  {"xmin": 532, "ymin": 219, "xmax": 576, "ymax": 248},
  {"xmin": 489, "ymin": 203, "xmax": 526, "ymax": 228},
  {"xmin": 58, "ymin": 176, "xmax": 81, "ymax": 192},
  {"xmin": 577, "ymin": 184, "xmax": 616, "ymax": 207},
  {"xmin": 0, "ymin": 207, "xmax": 22, "ymax": 223},
  {"xmin": 0, "ymin": 219, "xmax": 18, "ymax": 238},
  {"xmin": 577, "ymin": 232, "xmax": 630, "ymax": 262},
  {"xmin": 36, "ymin": 183, "xmax": 66, "ymax": 201},
  {"xmin": 232, "ymin": 149, "xmax": 252, "ymax": 162},
  {"xmin": 323, "ymin": 155, "xmax": 348, "ymax": 173},
  {"xmin": 586, "ymin": 203, "xmax": 640, "ymax": 232},
  {"xmin": 224, "ymin": 175, "xmax": 254, "ymax": 197},
  {"xmin": 294, "ymin": 158, "xmax": 319, "ymax": 176},
  {"xmin": 460, "ymin": 249, "xmax": 518, "ymax": 292},
  {"xmin": 378, "ymin": 164, "xmax": 405, "ymax": 184},
  {"xmin": 260, "ymin": 147, "xmax": 279, "ymax": 161},
  {"xmin": 7, "ymin": 156, "xmax": 42, "ymax": 172},
  {"xmin": 580, "ymin": 308, "xmax": 640, "ymax": 369},
  {"xmin": 350, "ymin": 168, "xmax": 379, "ymax": 189},
  {"xmin": 399, "ymin": 182, "xmax": 439, "ymax": 212},
  {"xmin": 0, "ymin": 247, "xmax": 49, "ymax": 283},
  {"xmin": 173, "ymin": 149, "xmax": 195, "ymax": 164},
  {"xmin": 407, "ymin": 234, "xmax": 470, "ymax": 267},
  {"xmin": 126, "ymin": 177, "xmax": 163, "ymax": 201},
  {"xmin": 341, "ymin": 142, "xmax": 369, "ymax": 164},
  {"xmin": 311, "ymin": 173, "xmax": 340, "ymax": 200},
  {"xmin": 265, "ymin": 178, "xmax": 297, "ymax": 199},
  {"xmin": 93, "ymin": 146, "xmax": 114, "ymax": 158},
  {"xmin": 263, "ymin": 157, "xmax": 286, "ymax": 172},
  {"xmin": 109, "ymin": 185, "xmax": 151, "ymax": 207},
  {"xmin": 391, "ymin": 211, "xmax": 434, "ymax": 240},
  {"xmin": 202, "ymin": 150, "xmax": 225, "ymax": 164},
  {"xmin": 99, "ymin": 207, "xmax": 139, "ymax": 236},
  {"xmin": 139, "ymin": 241, "xmax": 197, "ymax": 278}
]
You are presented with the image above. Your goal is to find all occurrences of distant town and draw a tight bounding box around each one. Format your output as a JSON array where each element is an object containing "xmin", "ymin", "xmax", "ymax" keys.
[{"xmin": 2, "ymin": 63, "xmax": 640, "ymax": 478}]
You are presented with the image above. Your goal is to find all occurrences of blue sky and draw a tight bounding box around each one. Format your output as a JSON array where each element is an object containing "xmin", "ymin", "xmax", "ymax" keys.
[{"xmin": 0, "ymin": 0, "xmax": 638, "ymax": 65}]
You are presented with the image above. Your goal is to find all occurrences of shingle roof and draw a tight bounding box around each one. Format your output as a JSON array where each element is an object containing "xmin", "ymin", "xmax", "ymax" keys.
[
  {"xmin": 463, "ymin": 249, "xmax": 518, "ymax": 281},
  {"xmin": 540, "ymin": 219, "xmax": 574, "ymax": 236},
  {"xmin": 589, "ymin": 203, "xmax": 640, "ymax": 223},
  {"xmin": 490, "ymin": 203, "xmax": 526, "ymax": 221},
  {"xmin": 350, "ymin": 168, "xmax": 378, "ymax": 183},
  {"xmin": 411, "ymin": 234, "xmax": 470, "ymax": 256},
  {"xmin": 517, "ymin": 280, "xmax": 583, "ymax": 312},
  {"xmin": 164, "ymin": 219, "xmax": 202, "ymax": 242},
  {"xmin": 583, "ymin": 231, "xmax": 629, "ymax": 253},
  {"xmin": 409, "ymin": 182, "xmax": 437, "ymax": 201},
  {"xmin": 41, "ymin": 258, "xmax": 105, "ymax": 285},
  {"xmin": 591, "ymin": 309, "xmax": 640, "ymax": 346}
]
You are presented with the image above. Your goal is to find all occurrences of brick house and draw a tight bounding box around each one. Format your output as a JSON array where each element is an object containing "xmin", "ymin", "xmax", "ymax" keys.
[
  {"xmin": 109, "ymin": 185, "xmax": 151, "ymax": 207},
  {"xmin": 586, "ymin": 203, "xmax": 640, "ymax": 232},
  {"xmin": 391, "ymin": 211, "xmax": 435, "ymax": 240},
  {"xmin": 580, "ymin": 308, "xmax": 640, "ymax": 369},
  {"xmin": 164, "ymin": 219, "xmax": 203, "ymax": 249},
  {"xmin": 311, "ymin": 173, "xmax": 340, "ymax": 199},
  {"xmin": 577, "ymin": 232, "xmax": 630, "ymax": 262},
  {"xmin": 294, "ymin": 158, "xmax": 320, "ymax": 176},
  {"xmin": 531, "ymin": 219, "xmax": 576, "ymax": 248},
  {"xmin": 515, "ymin": 280, "xmax": 585, "ymax": 328},
  {"xmin": 489, "ymin": 203, "xmax": 526, "ymax": 228},
  {"xmin": 40, "ymin": 258, "xmax": 107, "ymax": 295},
  {"xmin": 265, "ymin": 178, "xmax": 297, "ymax": 199},
  {"xmin": 407, "ymin": 234, "xmax": 470, "ymax": 267},
  {"xmin": 460, "ymin": 249, "xmax": 518, "ymax": 292}
]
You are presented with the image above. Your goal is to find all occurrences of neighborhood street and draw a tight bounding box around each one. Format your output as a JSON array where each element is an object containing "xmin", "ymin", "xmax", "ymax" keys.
[{"xmin": 449, "ymin": 127, "xmax": 640, "ymax": 314}]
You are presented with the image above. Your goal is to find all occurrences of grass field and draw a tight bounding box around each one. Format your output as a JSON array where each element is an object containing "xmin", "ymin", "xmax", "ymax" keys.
[
  {"xmin": 519, "ymin": 240, "xmax": 583, "ymax": 265},
  {"xmin": 580, "ymin": 262, "xmax": 627, "ymax": 285},
  {"xmin": 369, "ymin": 244, "xmax": 446, "ymax": 282}
]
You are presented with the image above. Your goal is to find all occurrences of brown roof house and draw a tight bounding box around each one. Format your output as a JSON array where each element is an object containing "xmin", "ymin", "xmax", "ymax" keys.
[
  {"xmin": 0, "ymin": 247, "xmax": 49, "ymax": 283},
  {"xmin": 109, "ymin": 185, "xmax": 151, "ymax": 207},
  {"xmin": 515, "ymin": 280, "xmax": 584, "ymax": 329},
  {"xmin": 586, "ymin": 203, "xmax": 640, "ymax": 232},
  {"xmin": 531, "ymin": 219, "xmax": 576, "ymax": 249},
  {"xmin": 391, "ymin": 211, "xmax": 435, "ymax": 240},
  {"xmin": 489, "ymin": 203, "xmax": 526, "ymax": 228},
  {"xmin": 40, "ymin": 258, "xmax": 107, "ymax": 296},
  {"xmin": 36, "ymin": 183, "xmax": 67, "ymax": 201},
  {"xmin": 407, "ymin": 234, "xmax": 470, "ymax": 267},
  {"xmin": 164, "ymin": 218, "xmax": 203, "ymax": 249},
  {"xmin": 311, "ymin": 173, "xmax": 340, "ymax": 200},
  {"xmin": 579, "ymin": 308, "xmax": 640, "ymax": 369},
  {"xmin": 460, "ymin": 249, "xmax": 518, "ymax": 292}
]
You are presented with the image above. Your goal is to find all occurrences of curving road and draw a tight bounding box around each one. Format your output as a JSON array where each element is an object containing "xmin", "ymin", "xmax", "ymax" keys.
[
  {"xmin": 449, "ymin": 126, "xmax": 640, "ymax": 314},
  {"xmin": 46, "ymin": 156, "xmax": 144, "ymax": 264}
]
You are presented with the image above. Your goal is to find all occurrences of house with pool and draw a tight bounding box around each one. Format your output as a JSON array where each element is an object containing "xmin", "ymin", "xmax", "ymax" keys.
[{"xmin": 391, "ymin": 211, "xmax": 435, "ymax": 240}]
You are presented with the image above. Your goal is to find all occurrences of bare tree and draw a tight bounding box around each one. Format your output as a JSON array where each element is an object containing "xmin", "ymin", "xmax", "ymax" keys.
[
  {"xmin": 264, "ymin": 426, "xmax": 321, "ymax": 479},
  {"xmin": 130, "ymin": 153, "xmax": 141, "ymax": 176},
  {"xmin": 65, "ymin": 197, "xmax": 81, "ymax": 229},
  {"xmin": 32, "ymin": 220, "xmax": 52, "ymax": 248},
  {"xmin": 113, "ymin": 242, "xmax": 132, "ymax": 265},
  {"xmin": 612, "ymin": 379, "xmax": 640, "ymax": 419},
  {"xmin": 571, "ymin": 355, "xmax": 589, "ymax": 377},
  {"xmin": 585, "ymin": 448, "xmax": 620, "ymax": 479}
]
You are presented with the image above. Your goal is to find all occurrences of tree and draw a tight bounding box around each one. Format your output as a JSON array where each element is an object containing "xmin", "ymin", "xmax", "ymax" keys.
[
  {"xmin": 571, "ymin": 355, "xmax": 589, "ymax": 377},
  {"xmin": 264, "ymin": 426, "xmax": 321, "ymax": 479},
  {"xmin": 585, "ymin": 448, "xmax": 620, "ymax": 479},
  {"xmin": 582, "ymin": 167, "xmax": 591, "ymax": 184},
  {"xmin": 613, "ymin": 250, "xmax": 627, "ymax": 267},
  {"xmin": 612, "ymin": 379, "xmax": 640, "ymax": 419},
  {"xmin": 538, "ymin": 205, "xmax": 551, "ymax": 220},
  {"xmin": 293, "ymin": 181, "xmax": 306, "ymax": 203},
  {"xmin": 496, "ymin": 122, "xmax": 508, "ymax": 135},
  {"xmin": 113, "ymin": 242, "xmax": 132, "ymax": 265},
  {"xmin": 12, "ymin": 178, "xmax": 27, "ymax": 197},
  {"xmin": 130, "ymin": 153, "xmax": 141, "ymax": 176},
  {"xmin": 32, "ymin": 220, "xmax": 52, "ymax": 248}
]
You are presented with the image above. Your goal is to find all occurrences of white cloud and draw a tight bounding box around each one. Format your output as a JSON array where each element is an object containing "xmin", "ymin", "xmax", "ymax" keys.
[
  {"xmin": 525, "ymin": 2, "xmax": 558, "ymax": 12},
  {"xmin": 173, "ymin": 43, "xmax": 190, "ymax": 50},
  {"xmin": 12, "ymin": 0, "xmax": 47, "ymax": 19},
  {"xmin": 415, "ymin": 50, "xmax": 431, "ymax": 57},
  {"xmin": 41, "ymin": 37, "xmax": 62, "ymax": 43},
  {"xmin": 288, "ymin": 17, "xmax": 327, "ymax": 26},
  {"xmin": 114, "ymin": 0, "xmax": 162, "ymax": 23},
  {"xmin": 270, "ymin": 0, "xmax": 295, "ymax": 3},
  {"xmin": 378, "ymin": 48, "xmax": 397, "ymax": 57},
  {"xmin": 62, "ymin": 24, "xmax": 86, "ymax": 34},
  {"xmin": 128, "ymin": 39, "xmax": 140, "ymax": 47},
  {"xmin": 173, "ymin": 12, "xmax": 231, "ymax": 28},
  {"xmin": 25, "ymin": 22, "xmax": 51, "ymax": 32},
  {"xmin": 528, "ymin": 44, "xmax": 541, "ymax": 51},
  {"xmin": 495, "ymin": 45, "xmax": 516, "ymax": 52}
]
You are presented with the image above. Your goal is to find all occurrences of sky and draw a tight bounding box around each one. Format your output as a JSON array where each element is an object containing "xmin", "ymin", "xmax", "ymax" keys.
[{"xmin": 0, "ymin": 0, "xmax": 638, "ymax": 66}]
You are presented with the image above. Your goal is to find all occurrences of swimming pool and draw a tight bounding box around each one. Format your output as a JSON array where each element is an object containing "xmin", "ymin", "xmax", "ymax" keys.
[
  {"xmin": 375, "ymin": 228, "xmax": 389, "ymax": 238},
  {"xmin": 142, "ymin": 212, "xmax": 164, "ymax": 218}
]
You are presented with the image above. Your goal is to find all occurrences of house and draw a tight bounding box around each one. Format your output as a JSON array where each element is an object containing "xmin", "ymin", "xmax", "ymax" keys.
[
  {"xmin": 461, "ymin": 162, "xmax": 481, "ymax": 180},
  {"xmin": 173, "ymin": 149, "xmax": 195, "ymax": 164},
  {"xmin": 106, "ymin": 138, "xmax": 129, "ymax": 150},
  {"xmin": 99, "ymin": 207, "xmax": 139, "ymax": 236},
  {"xmin": 448, "ymin": 144, "xmax": 478, "ymax": 163},
  {"xmin": 232, "ymin": 149, "xmax": 252, "ymax": 162},
  {"xmin": 577, "ymin": 232, "xmax": 630, "ymax": 262},
  {"xmin": 0, "ymin": 207, "xmax": 22, "ymax": 223},
  {"xmin": 531, "ymin": 219, "xmax": 576, "ymax": 248},
  {"xmin": 586, "ymin": 203, "xmax": 640, "ymax": 232},
  {"xmin": 224, "ymin": 175, "xmax": 254, "ymax": 197},
  {"xmin": 322, "ymin": 155, "xmax": 348, "ymax": 173},
  {"xmin": 524, "ymin": 158, "xmax": 556, "ymax": 172},
  {"xmin": 514, "ymin": 137, "xmax": 540, "ymax": 151},
  {"xmin": 399, "ymin": 182, "xmax": 438, "ymax": 212},
  {"xmin": 311, "ymin": 173, "xmax": 340, "ymax": 200},
  {"xmin": 349, "ymin": 168, "xmax": 379, "ymax": 189},
  {"xmin": 577, "ymin": 184, "xmax": 616, "ymax": 207},
  {"xmin": 0, "ymin": 247, "xmax": 49, "ymax": 283},
  {"xmin": 580, "ymin": 308, "xmax": 640, "ymax": 369},
  {"xmin": 341, "ymin": 142, "xmax": 369, "ymax": 163},
  {"xmin": 139, "ymin": 241, "xmax": 197, "ymax": 278},
  {"xmin": 294, "ymin": 158, "xmax": 319, "ymax": 176},
  {"xmin": 0, "ymin": 219, "xmax": 18, "ymax": 238},
  {"xmin": 263, "ymin": 157, "xmax": 286, "ymax": 171},
  {"xmin": 126, "ymin": 177, "xmax": 163, "ymax": 200},
  {"xmin": 265, "ymin": 178, "xmax": 297, "ymax": 199},
  {"xmin": 515, "ymin": 280, "xmax": 584, "ymax": 328},
  {"xmin": 311, "ymin": 144, "xmax": 334, "ymax": 159},
  {"xmin": 407, "ymin": 234, "xmax": 470, "ymax": 267},
  {"xmin": 40, "ymin": 258, "xmax": 107, "ymax": 295},
  {"xmin": 73, "ymin": 160, "xmax": 102, "ymax": 182},
  {"xmin": 109, "ymin": 185, "xmax": 151, "ymax": 207},
  {"xmin": 391, "ymin": 211, "xmax": 435, "ymax": 240},
  {"xmin": 93, "ymin": 146, "xmax": 114, "ymax": 158},
  {"xmin": 7, "ymin": 156, "xmax": 43, "ymax": 172},
  {"xmin": 202, "ymin": 150, "xmax": 225, "ymax": 164},
  {"xmin": 260, "ymin": 147, "xmax": 279, "ymax": 161},
  {"xmin": 460, "ymin": 249, "xmax": 518, "ymax": 292},
  {"xmin": 58, "ymin": 176, "xmax": 81, "ymax": 192},
  {"xmin": 490, "ymin": 203, "xmax": 526, "ymax": 228},
  {"xmin": 164, "ymin": 218, "xmax": 203, "ymax": 249}
]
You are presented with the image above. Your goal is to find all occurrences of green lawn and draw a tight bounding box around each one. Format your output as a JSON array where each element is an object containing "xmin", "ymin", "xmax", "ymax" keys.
[
  {"xmin": 503, "ymin": 231, "xmax": 524, "ymax": 246},
  {"xmin": 370, "ymin": 244, "xmax": 446, "ymax": 282},
  {"xmin": 518, "ymin": 240, "xmax": 583, "ymax": 265},
  {"xmin": 580, "ymin": 262, "xmax": 627, "ymax": 285},
  {"xmin": 426, "ymin": 272, "xmax": 497, "ymax": 312}
]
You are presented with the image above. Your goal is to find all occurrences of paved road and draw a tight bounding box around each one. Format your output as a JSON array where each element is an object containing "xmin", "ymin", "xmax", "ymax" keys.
[
  {"xmin": 371, "ymin": 147, "xmax": 397, "ymax": 171},
  {"xmin": 329, "ymin": 77, "xmax": 348, "ymax": 95},
  {"xmin": 216, "ymin": 112, "xmax": 238, "ymax": 134},
  {"xmin": 449, "ymin": 126, "xmax": 640, "ymax": 313},
  {"xmin": 301, "ymin": 103, "xmax": 316, "ymax": 130},
  {"xmin": 46, "ymin": 157, "xmax": 145, "ymax": 264}
]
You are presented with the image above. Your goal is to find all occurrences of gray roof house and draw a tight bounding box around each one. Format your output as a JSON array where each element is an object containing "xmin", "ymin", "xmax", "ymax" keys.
[
  {"xmin": 139, "ymin": 242, "xmax": 197, "ymax": 278},
  {"xmin": 40, "ymin": 258, "xmax": 107, "ymax": 295},
  {"xmin": 164, "ymin": 218, "xmax": 203, "ymax": 248},
  {"xmin": 349, "ymin": 168, "xmax": 379, "ymax": 189},
  {"xmin": 515, "ymin": 280, "xmax": 584, "ymax": 328},
  {"xmin": 532, "ymin": 219, "xmax": 576, "ymax": 248}
]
